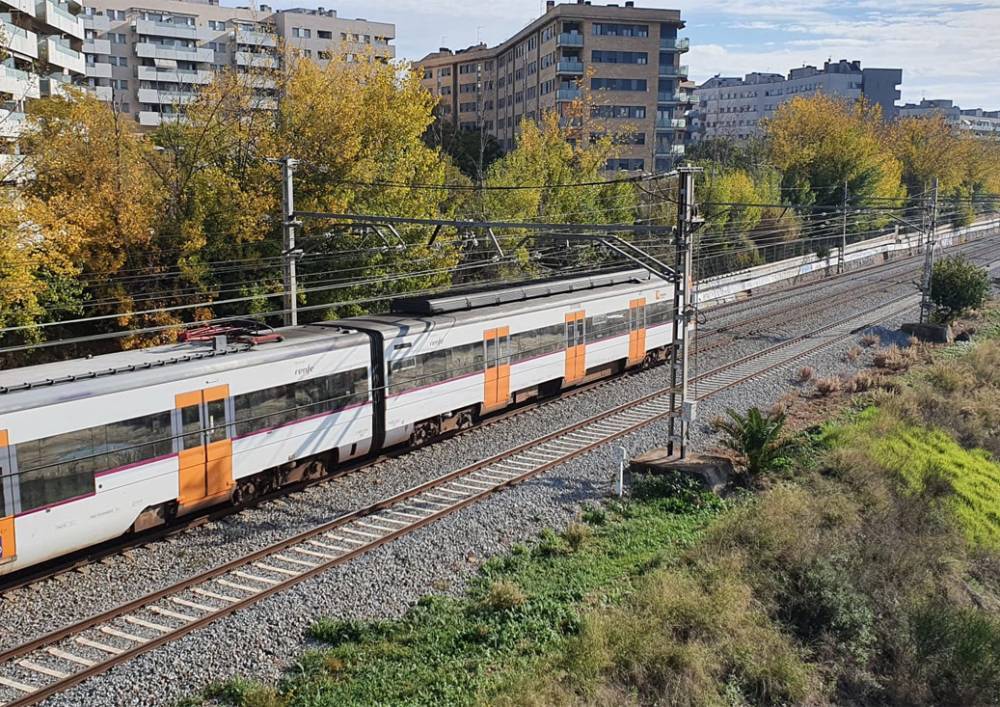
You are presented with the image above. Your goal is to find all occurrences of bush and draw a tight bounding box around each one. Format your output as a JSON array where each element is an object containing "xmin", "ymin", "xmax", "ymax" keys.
[
  {"xmin": 931, "ymin": 255, "xmax": 990, "ymax": 321},
  {"xmin": 798, "ymin": 366, "xmax": 816, "ymax": 382},
  {"xmin": 563, "ymin": 522, "xmax": 593, "ymax": 551},
  {"xmin": 716, "ymin": 407, "xmax": 794, "ymax": 480},
  {"xmin": 580, "ymin": 504, "xmax": 607, "ymax": 526},
  {"xmin": 846, "ymin": 346, "xmax": 863, "ymax": 363},
  {"xmin": 860, "ymin": 333, "xmax": 880, "ymax": 347},
  {"xmin": 815, "ymin": 377, "xmax": 842, "ymax": 396},
  {"xmin": 480, "ymin": 579, "xmax": 527, "ymax": 612},
  {"xmin": 910, "ymin": 602, "xmax": 1000, "ymax": 704}
]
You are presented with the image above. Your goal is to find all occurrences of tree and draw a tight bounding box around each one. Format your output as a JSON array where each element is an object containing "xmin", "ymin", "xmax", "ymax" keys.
[
  {"xmin": 716, "ymin": 407, "xmax": 794, "ymax": 480},
  {"xmin": 423, "ymin": 115, "xmax": 503, "ymax": 182},
  {"xmin": 766, "ymin": 95, "xmax": 905, "ymax": 211},
  {"xmin": 930, "ymin": 255, "xmax": 990, "ymax": 321}
]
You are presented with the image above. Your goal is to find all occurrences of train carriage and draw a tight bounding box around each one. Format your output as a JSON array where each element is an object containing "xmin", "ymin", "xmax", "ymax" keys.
[
  {"xmin": 0, "ymin": 268, "xmax": 676, "ymax": 577},
  {"xmin": 0, "ymin": 326, "xmax": 374, "ymax": 574}
]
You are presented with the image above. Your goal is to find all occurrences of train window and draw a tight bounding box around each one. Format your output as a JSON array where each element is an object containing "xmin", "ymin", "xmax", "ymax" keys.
[
  {"xmin": 180, "ymin": 405, "xmax": 203, "ymax": 450},
  {"xmin": 206, "ymin": 400, "xmax": 228, "ymax": 443},
  {"xmin": 646, "ymin": 301, "xmax": 673, "ymax": 325},
  {"xmin": 234, "ymin": 367, "xmax": 369, "ymax": 436},
  {"xmin": 105, "ymin": 412, "xmax": 173, "ymax": 469},
  {"xmin": 16, "ymin": 411, "xmax": 177, "ymax": 512}
]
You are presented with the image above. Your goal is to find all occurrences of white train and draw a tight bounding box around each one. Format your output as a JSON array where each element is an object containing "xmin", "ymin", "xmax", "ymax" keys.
[{"xmin": 0, "ymin": 270, "xmax": 675, "ymax": 576}]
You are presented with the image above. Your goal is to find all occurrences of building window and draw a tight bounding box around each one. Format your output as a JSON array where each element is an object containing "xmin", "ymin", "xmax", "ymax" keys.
[
  {"xmin": 423, "ymin": 68, "xmax": 432, "ymax": 79},
  {"xmin": 319, "ymin": 30, "xmax": 332, "ymax": 40},
  {"xmin": 606, "ymin": 158, "xmax": 645, "ymax": 171},
  {"xmin": 112, "ymin": 33, "xmax": 127, "ymax": 44},
  {"xmin": 591, "ymin": 78, "xmax": 647, "ymax": 92},
  {"xmin": 439, "ymin": 67, "xmax": 451, "ymax": 77},
  {"xmin": 592, "ymin": 50, "xmax": 648, "ymax": 64},
  {"xmin": 208, "ymin": 20, "xmax": 225, "ymax": 30},
  {"xmin": 592, "ymin": 23, "xmax": 649, "ymax": 37}
]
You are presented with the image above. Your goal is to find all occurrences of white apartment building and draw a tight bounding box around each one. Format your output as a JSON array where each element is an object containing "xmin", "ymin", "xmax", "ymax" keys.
[
  {"xmin": 898, "ymin": 99, "xmax": 1000, "ymax": 139},
  {"xmin": 691, "ymin": 59, "xmax": 902, "ymax": 142},
  {"xmin": 2, "ymin": 0, "xmax": 85, "ymax": 179},
  {"xmin": 77, "ymin": 0, "xmax": 394, "ymax": 127}
]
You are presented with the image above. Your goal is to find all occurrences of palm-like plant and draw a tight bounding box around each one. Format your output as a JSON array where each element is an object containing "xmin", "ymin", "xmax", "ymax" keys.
[{"xmin": 715, "ymin": 407, "xmax": 794, "ymax": 479}]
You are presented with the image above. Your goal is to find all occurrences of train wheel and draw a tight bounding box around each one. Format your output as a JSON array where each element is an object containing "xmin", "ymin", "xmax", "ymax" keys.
[
  {"xmin": 412, "ymin": 418, "xmax": 441, "ymax": 447},
  {"xmin": 232, "ymin": 478, "xmax": 259, "ymax": 508}
]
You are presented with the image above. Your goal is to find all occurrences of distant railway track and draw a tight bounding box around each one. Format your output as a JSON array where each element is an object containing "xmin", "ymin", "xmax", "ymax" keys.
[
  {"xmin": 2, "ymin": 225, "xmax": 997, "ymax": 597},
  {"xmin": 6, "ymin": 245, "xmax": 1000, "ymax": 705}
]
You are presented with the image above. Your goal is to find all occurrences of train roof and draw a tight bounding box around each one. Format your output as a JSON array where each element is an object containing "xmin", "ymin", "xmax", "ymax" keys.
[
  {"xmin": 0, "ymin": 325, "xmax": 368, "ymax": 413},
  {"xmin": 391, "ymin": 268, "xmax": 654, "ymax": 315},
  {"xmin": 341, "ymin": 269, "xmax": 669, "ymax": 338}
]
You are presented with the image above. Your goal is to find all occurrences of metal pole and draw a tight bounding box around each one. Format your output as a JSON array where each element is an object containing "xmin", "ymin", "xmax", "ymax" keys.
[
  {"xmin": 919, "ymin": 177, "xmax": 939, "ymax": 325},
  {"xmin": 838, "ymin": 180, "xmax": 848, "ymax": 274},
  {"xmin": 668, "ymin": 167, "xmax": 698, "ymax": 459},
  {"xmin": 281, "ymin": 157, "xmax": 299, "ymax": 327}
]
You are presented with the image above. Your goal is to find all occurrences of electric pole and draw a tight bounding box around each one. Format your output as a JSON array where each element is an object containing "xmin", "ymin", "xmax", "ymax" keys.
[
  {"xmin": 838, "ymin": 180, "xmax": 848, "ymax": 274},
  {"xmin": 918, "ymin": 177, "xmax": 939, "ymax": 324},
  {"xmin": 281, "ymin": 157, "xmax": 300, "ymax": 327},
  {"xmin": 668, "ymin": 166, "xmax": 700, "ymax": 459}
]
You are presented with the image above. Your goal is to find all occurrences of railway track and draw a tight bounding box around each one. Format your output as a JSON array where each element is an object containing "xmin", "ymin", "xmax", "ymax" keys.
[
  {"xmin": 6, "ymin": 247, "xmax": 1000, "ymax": 705},
  {"xmin": 2, "ymin": 225, "xmax": 998, "ymax": 594}
]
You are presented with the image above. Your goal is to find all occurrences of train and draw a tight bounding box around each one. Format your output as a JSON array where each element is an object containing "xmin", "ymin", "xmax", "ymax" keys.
[{"xmin": 0, "ymin": 270, "xmax": 676, "ymax": 576}]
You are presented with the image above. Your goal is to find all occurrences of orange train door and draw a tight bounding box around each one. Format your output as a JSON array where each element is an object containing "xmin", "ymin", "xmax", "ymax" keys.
[
  {"xmin": 0, "ymin": 429, "xmax": 15, "ymax": 565},
  {"xmin": 628, "ymin": 298, "xmax": 647, "ymax": 365},
  {"xmin": 176, "ymin": 386, "xmax": 233, "ymax": 508},
  {"xmin": 564, "ymin": 311, "xmax": 586, "ymax": 383},
  {"xmin": 483, "ymin": 327, "xmax": 511, "ymax": 409}
]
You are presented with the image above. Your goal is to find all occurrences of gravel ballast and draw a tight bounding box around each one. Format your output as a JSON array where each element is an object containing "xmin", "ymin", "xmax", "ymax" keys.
[{"xmin": 4, "ymin": 236, "xmax": 998, "ymax": 707}]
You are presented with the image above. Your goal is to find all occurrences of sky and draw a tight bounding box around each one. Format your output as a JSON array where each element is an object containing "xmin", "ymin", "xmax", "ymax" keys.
[{"xmin": 266, "ymin": 0, "xmax": 1000, "ymax": 109}]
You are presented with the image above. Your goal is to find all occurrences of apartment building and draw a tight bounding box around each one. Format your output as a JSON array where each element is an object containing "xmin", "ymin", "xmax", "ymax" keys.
[
  {"xmin": 898, "ymin": 99, "xmax": 1000, "ymax": 139},
  {"xmin": 691, "ymin": 60, "xmax": 902, "ymax": 142},
  {"xmin": 2, "ymin": 0, "xmax": 85, "ymax": 179},
  {"xmin": 76, "ymin": 0, "xmax": 394, "ymax": 127},
  {"xmin": 416, "ymin": 0, "xmax": 691, "ymax": 173}
]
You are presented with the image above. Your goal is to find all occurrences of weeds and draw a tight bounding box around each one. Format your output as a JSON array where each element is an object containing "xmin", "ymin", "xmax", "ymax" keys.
[
  {"xmin": 815, "ymin": 376, "xmax": 842, "ymax": 396},
  {"xmin": 798, "ymin": 366, "xmax": 816, "ymax": 382},
  {"xmin": 480, "ymin": 580, "xmax": 527, "ymax": 612},
  {"xmin": 846, "ymin": 345, "xmax": 863, "ymax": 363},
  {"xmin": 563, "ymin": 522, "xmax": 592, "ymax": 551}
]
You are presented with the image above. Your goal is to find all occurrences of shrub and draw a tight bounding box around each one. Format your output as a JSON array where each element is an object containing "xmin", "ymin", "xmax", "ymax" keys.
[
  {"xmin": 715, "ymin": 407, "xmax": 794, "ymax": 480},
  {"xmin": 846, "ymin": 371, "xmax": 884, "ymax": 393},
  {"xmin": 580, "ymin": 504, "xmax": 607, "ymax": 526},
  {"xmin": 860, "ymin": 333, "xmax": 880, "ymax": 347},
  {"xmin": 563, "ymin": 522, "xmax": 593, "ymax": 551},
  {"xmin": 930, "ymin": 255, "xmax": 990, "ymax": 321},
  {"xmin": 536, "ymin": 527, "xmax": 569, "ymax": 557},
  {"xmin": 480, "ymin": 579, "xmax": 527, "ymax": 612},
  {"xmin": 874, "ymin": 345, "xmax": 912, "ymax": 371},
  {"xmin": 798, "ymin": 366, "xmax": 816, "ymax": 382},
  {"xmin": 815, "ymin": 377, "xmax": 842, "ymax": 396},
  {"xmin": 846, "ymin": 345, "xmax": 863, "ymax": 363}
]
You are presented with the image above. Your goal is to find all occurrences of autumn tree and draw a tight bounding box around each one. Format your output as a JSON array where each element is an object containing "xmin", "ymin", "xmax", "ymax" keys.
[{"xmin": 766, "ymin": 95, "xmax": 904, "ymax": 211}]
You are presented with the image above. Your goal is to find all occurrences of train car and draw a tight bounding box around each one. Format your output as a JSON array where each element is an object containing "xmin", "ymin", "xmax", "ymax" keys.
[
  {"xmin": 0, "ymin": 269, "xmax": 677, "ymax": 577},
  {"xmin": 341, "ymin": 269, "xmax": 675, "ymax": 449},
  {"xmin": 0, "ymin": 325, "xmax": 373, "ymax": 575}
]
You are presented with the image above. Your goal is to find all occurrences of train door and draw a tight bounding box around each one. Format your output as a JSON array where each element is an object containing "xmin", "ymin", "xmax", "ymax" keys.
[
  {"xmin": 483, "ymin": 327, "xmax": 511, "ymax": 409},
  {"xmin": 0, "ymin": 430, "xmax": 15, "ymax": 564},
  {"xmin": 564, "ymin": 311, "xmax": 586, "ymax": 383},
  {"xmin": 175, "ymin": 386, "xmax": 233, "ymax": 507},
  {"xmin": 628, "ymin": 298, "xmax": 647, "ymax": 365}
]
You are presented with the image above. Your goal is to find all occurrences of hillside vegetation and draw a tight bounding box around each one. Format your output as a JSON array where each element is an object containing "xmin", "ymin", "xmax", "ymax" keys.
[{"xmin": 199, "ymin": 323, "xmax": 1000, "ymax": 706}]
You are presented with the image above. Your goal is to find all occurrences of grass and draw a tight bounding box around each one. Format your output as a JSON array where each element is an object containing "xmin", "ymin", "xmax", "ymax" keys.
[
  {"xmin": 200, "ymin": 489, "xmax": 722, "ymax": 707},
  {"xmin": 868, "ymin": 424, "xmax": 1000, "ymax": 550}
]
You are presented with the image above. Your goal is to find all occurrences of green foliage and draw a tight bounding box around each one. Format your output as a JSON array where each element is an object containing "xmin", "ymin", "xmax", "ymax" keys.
[
  {"xmin": 930, "ymin": 255, "xmax": 991, "ymax": 321},
  {"xmin": 715, "ymin": 406, "xmax": 794, "ymax": 479},
  {"xmin": 911, "ymin": 601, "xmax": 1000, "ymax": 704},
  {"xmin": 423, "ymin": 116, "xmax": 504, "ymax": 180}
]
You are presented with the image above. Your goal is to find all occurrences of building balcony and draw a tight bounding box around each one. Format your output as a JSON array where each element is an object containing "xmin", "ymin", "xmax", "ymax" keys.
[
  {"xmin": 40, "ymin": 72, "xmax": 76, "ymax": 96},
  {"xmin": 134, "ymin": 18, "xmax": 210, "ymax": 42},
  {"xmin": 655, "ymin": 117, "xmax": 687, "ymax": 129},
  {"xmin": 556, "ymin": 60, "xmax": 584, "ymax": 75},
  {"xmin": 137, "ymin": 110, "xmax": 185, "ymax": 127},
  {"xmin": 556, "ymin": 87, "xmax": 581, "ymax": 101},
  {"xmin": 658, "ymin": 64, "xmax": 689, "ymax": 78},
  {"xmin": 0, "ymin": 108, "xmax": 27, "ymax": 139},
  {"xmin": 235, "ymin": 28, "xmax": 277, "ymax": 48},
  {"xmin": 135, "ymin": 42, "xmax": 214, "ymax": 63},
  {"xmin": 137, "ymin": 87, "xmax": 197, "ymax": 105},
  {"xmin": 82, "ymin": 13, "xmax": 111, "ymax": 31},
  {"xmin": 91, "ymin": 84, "xmax": 112, "ymax": 101},
  {"xmin": 1, "ymin": 18, "xmax": 39, "ymax": 59},
  {"xmin": 659, "ymin": 37, "xmax": 689, "ymax": 52},
  {"xmin": 657, "ymin": 90, "xmax": 690, "ymax": 104},
  {"xmin": 39, "ymin": 36, "xmax": 85, "ymax": 75},
  {"xmin": 0, "ymin": 63, "xmax": 40, "ymax": 99},
  {"xmin": 37, "ymin": 0, "xmax": 84, "ymax": 40},
  {"xmin": 655, "ymin": 143, "xmax": 686, "ymax": 157},
  {"xmin": 4, "ymin": 0, "xmax": 36, "ymax": 17},
  {"xmin": 556, "ymin": 32, "xmax": 583, "ymax": 47},
  {"xmin": 235, "ymin": 50, "xmax": 278, "ymax": 69},
  {"xmin": 83, "ymin": 37, "xmax": 111, "ymax": 55},
  {"xmin": 0, "ymin": 153, "xmax": 33, "ymax": 184},
  {"xmin": 84, "ymin": 61, "xmax": 111, "ymax": 78},
  {"xmin": 136, "ymin": 65, "xmax": 214, "ymax": 84}
]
